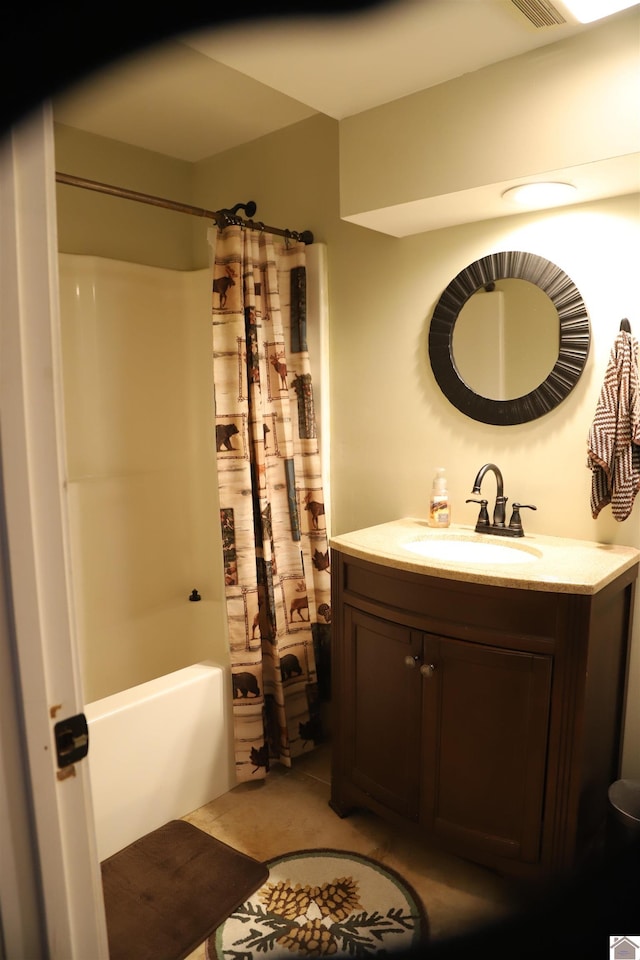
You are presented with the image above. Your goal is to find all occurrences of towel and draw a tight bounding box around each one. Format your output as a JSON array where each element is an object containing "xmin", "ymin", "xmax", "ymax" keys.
[{"xmin": 587, "ymin": 330, "xmax": 640, "ymax": 520}]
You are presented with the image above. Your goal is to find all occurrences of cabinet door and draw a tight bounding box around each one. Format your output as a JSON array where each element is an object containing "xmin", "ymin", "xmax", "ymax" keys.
[
  {"xmin": 342, "ymin": 607, "xmax": 423, "ymax": 819},
  {"xmin": 420, "ymin": 635, "xmax": 552, "ymax": 863}
]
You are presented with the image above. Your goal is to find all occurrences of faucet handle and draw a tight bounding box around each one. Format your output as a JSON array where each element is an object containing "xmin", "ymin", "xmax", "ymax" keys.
[
  {"xmin": 466, "ymin": 498, "xmax": 489, "ymax": 527},
  {"xmin": 508, "ymin": 502, "xmax": 537, "ymax": 532}
]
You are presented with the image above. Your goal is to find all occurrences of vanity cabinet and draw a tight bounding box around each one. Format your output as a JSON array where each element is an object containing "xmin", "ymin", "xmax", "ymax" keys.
[{"xmin": 330, "ymin": 547, "xmax": 637, "ymax": 879}]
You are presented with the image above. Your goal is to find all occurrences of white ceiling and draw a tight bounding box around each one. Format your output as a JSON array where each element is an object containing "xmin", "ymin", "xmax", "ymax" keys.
[
  {"xmin": 54, "ymin": 0, "xmax": 599, "ymax": 164},
  {"xmin": 52, "ymin": 0, "xmax": 639, "ymax": 234}
]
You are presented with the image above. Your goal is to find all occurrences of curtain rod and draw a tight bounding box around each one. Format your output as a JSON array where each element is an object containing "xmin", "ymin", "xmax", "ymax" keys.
[{"xmin": 55, "ymin": 172, "xmax": 314, "ymax": 245}]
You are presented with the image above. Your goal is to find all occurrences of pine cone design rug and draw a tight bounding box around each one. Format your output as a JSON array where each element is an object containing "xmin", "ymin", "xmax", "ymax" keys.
[{"xmin": 206, "ymin": 848, "xmax": 429, "ymax": 958}]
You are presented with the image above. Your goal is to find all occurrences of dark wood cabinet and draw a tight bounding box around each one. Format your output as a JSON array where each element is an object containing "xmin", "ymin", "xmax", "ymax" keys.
[
  {"xmin": 419, "ymin": 634, "xmax": 551, "ymax": 864},
  {"xmin": 330, "ymin": 548, "xmax": 637, "ymax": 879},
  {"xmin": 342, "ymin": 607, "xmax": 422, "ymax": 819}
]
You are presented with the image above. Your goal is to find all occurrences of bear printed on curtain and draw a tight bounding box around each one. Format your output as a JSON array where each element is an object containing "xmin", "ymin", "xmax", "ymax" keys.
[{"xmin": 210, "ymin": 224, "xmax": 330, "ymax": 782}]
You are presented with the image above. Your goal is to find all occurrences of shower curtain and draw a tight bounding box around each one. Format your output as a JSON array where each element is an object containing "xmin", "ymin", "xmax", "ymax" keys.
[{"xmin": 210, "ymin": 224, "xmax": 331, "ymax": 782}]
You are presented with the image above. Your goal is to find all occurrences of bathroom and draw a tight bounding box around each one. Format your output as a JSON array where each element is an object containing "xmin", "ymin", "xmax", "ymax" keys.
[
  {"xmin": 53, "ymin": 2, "xmax": 640, "ymax": 752},
  {"xmin": 2, "ymin": 1, "xmax": 639, "ymax": 956}
]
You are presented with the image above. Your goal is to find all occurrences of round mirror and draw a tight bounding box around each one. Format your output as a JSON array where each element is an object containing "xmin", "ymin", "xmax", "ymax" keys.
[{"xmin": 429, "ymin": 251, "xmax": 590, "ymax": 425}]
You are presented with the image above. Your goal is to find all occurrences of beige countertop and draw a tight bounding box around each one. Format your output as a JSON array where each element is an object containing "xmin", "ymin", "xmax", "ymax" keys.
[{"xmin": 329, "ymin": 518, "xmax": 640, "ymax": 594}]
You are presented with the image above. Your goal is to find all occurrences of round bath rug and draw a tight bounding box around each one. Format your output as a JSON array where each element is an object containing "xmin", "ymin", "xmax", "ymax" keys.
[{"xmin": 206, "ymin": 848, "xmax": 429, "ymax": 958}]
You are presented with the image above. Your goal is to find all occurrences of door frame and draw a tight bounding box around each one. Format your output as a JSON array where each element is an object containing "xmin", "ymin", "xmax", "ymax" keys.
[{"xmin": 0, "ymin": 106, "xmax": 108, "ymax": 958}]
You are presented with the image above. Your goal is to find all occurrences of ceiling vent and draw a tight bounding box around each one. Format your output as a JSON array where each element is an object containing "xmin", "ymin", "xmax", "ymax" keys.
[{"xmin": 511, "ymin": 0, "xmax": 567, "ymax": 26}]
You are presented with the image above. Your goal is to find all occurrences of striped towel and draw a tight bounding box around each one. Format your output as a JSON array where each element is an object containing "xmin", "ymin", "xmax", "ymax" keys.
[{"xmin": 587, "ymin": 330, "xmax": 640, "ymax": 520}]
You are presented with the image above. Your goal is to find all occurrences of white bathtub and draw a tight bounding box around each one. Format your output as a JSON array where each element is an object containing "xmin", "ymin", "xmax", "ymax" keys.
[{"xmin": 85, "ymin": 661, "xmax": 234, "ymax": 861}]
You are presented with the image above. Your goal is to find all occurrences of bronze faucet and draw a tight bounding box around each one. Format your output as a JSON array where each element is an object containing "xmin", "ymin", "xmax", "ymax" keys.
[{"xmin": 466, "ymin": 463, "xmax": 536, "ymax": 538}]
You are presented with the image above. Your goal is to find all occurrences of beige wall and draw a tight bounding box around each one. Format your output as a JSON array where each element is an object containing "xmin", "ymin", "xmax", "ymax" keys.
[
  {"xmin": 55, "ymin": 122, "xmax": 202, "ymax": 269},
  {"xmin": 192, "ymin": 113, "xmax": 339, "ymax": 250},
  {"xmin": 329, "ymin": 195, "xmax": 638, "ymax": 535},
  {"xmin": 54, "ymin": 80, "xmax": 640, "ymax": 774}
]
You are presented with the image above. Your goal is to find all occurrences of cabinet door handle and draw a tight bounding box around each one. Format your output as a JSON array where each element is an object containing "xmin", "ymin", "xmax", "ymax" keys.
[
  {"xmin": 420, "ymin": 662, "xmax": 436, "ymax": 678},
  {"xmin": 404, "ymin": 655, "xmax": 419, "ymax": 669}
]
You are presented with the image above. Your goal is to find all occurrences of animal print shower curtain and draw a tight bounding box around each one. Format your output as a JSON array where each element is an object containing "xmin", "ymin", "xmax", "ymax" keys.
[{"xmin": 210, "ymin": 224, "xmax": 331, "ymax": 782}]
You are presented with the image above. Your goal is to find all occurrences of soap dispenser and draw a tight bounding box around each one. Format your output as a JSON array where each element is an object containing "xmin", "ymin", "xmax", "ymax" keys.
[{"xmin": 428, "ymin": 467, "xmax": 451, "ymax": 528}]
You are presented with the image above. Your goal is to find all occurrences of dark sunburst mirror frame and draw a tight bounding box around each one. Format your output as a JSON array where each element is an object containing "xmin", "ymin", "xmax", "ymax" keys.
[{"xmin": 428, "ymin": 251, "xmax": 590, "ymax": 425}]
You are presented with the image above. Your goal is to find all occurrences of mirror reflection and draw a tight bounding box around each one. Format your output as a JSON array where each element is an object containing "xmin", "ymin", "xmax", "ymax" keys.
[{"xmin": 452, "ymin": 278, "xmax": 559, "ymax": 401}]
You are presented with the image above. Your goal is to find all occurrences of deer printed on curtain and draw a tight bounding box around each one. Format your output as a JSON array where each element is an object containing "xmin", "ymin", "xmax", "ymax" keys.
[{"xmin": 210, "ymin": 225, "xmax": 330, "ymax": 781}]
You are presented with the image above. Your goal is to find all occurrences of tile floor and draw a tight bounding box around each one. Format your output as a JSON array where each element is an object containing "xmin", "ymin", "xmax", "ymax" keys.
[{"xmin": 184, "ymin": 743, "xmax": 530, "ymax": 958}]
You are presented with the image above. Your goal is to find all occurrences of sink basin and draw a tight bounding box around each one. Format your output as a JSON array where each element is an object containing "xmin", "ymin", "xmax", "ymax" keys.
[{"xmin": 401, "ymin": 537, "xmax": 541, "ymax": 564}]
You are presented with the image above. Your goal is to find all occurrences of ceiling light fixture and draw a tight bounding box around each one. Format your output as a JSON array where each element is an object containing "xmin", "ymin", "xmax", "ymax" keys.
[
  {"xmin": 502, "ymin": 182, "xmax": 577, "ymax": 207},
  {"xmin": 559, "ymin": 0, "xmax": 639, "ymax": 22}
]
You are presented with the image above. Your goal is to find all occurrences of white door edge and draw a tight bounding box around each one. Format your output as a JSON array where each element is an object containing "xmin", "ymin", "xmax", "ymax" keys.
[{"xmin": 0, "ymin": 105, "xmax": 108, "ymax": 959}]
